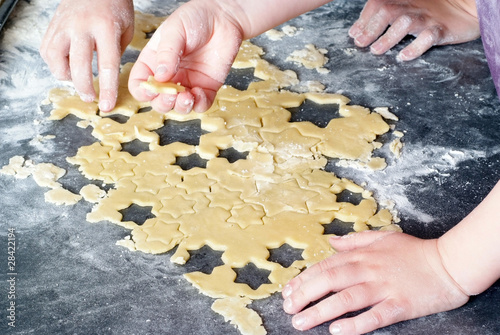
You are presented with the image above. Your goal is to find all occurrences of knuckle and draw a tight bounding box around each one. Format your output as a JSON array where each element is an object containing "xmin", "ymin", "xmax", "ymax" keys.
[
  {"xmin": 336, "ymin": 289, "xmax": 355, "ymax": 307},
  {"xmin": 395, "ymin": 14, "xmax": 413, "ymax": 28},
  {"xmin": 369, "ymin": 308, "xmax": 385, "ymax": 328}
]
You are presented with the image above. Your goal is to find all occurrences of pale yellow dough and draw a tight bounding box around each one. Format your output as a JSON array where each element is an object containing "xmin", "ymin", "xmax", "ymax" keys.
[
  {"xmin": 45, "ymin": 187, "xmax": 82, "ymax": 206},
  {"xmin": 286, "ymin": 44, "xmax": 330, "ymax": 74},
  {"xmin": 1, "ymin": 14, "xmax": 402, "ymax": 334},
  {"xmin": 80, "ymin": 184, "xmax": 107, "ymax": 203},
  {"xmin": 212, "ymin": 297, "xmax": 266, "ymax": 335},
  {"xmin": 140, "ymin": 76, "xmax": 186, "ymax": 94}
]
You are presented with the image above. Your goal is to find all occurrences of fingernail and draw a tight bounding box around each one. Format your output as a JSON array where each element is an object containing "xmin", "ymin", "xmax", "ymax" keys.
[
  {"xmin": 164, "ymin": 95, "xmax": 176, "ymax": 102},
  {"xmin": 349, "ymin": 26, "xmax": 362, "ymax": 38},
  {"xmin": 283, "ymin": 298, "xmax": 293, "ymax": 312},
  {"xmin": 155, "ymin": 65, "xmax": 168, "ymax": 76},
  {"xmin": 370, "ymin": 43, "xmax": 382, "ymax": 54},
  {"xmin": 80, "ymin": 93, "xmax": 95, "ymax": 103},
  {"xmin": 99, "ymin": 100, "xmax": 111, "ymax": 112},
  {"xmin": 144, "ymin": 89, "xmax": 158, "ymax": 98},
  {"xmin": 330, "ymin": 324, "xmax": 342, "ymax": 334},
  {"xmin": 354, "ymin": 35, "xmax": 367, "ymax": 46},
  {"xmin": 292, "ymin": 315, "xmax": 307, "ymax": 330},
  {"xmin": 282, "ymin": 284, "xmax": 293, "ymax": 298},
  {"xmin": 181, "ymin": 99, "xmax": 194, "ymax": 114}
]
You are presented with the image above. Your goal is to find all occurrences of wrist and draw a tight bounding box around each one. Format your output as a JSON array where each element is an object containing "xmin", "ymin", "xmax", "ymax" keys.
[{"xmin": 437, "ymin": 181, "xmax": 500, "ymax": 295}]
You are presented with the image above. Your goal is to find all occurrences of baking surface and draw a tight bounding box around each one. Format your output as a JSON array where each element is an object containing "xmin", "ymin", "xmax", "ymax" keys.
[{"xmin": 1, "ymin": 0, "xmax": 500, "ymax": 334}]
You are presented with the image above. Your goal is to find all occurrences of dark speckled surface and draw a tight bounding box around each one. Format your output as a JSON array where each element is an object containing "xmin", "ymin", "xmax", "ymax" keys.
[{"xmin": 1, "ymin": 1, "xmax": 499, "ymax": 334}]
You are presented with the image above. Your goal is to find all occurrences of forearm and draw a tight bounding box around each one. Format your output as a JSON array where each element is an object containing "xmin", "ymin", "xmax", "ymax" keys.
[
  {"xmin": 438, "ymin": 180, "xmax": 500, "ymax": 295},
  {"xmin": 212, "ymin": 0, "xmax": 333, "ymax": 40}
]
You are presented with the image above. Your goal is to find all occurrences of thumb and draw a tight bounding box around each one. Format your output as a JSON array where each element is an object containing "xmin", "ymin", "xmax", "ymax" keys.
[{"xmin": 148, "ymin": 18, "xmax": 186, "ymax": 82}]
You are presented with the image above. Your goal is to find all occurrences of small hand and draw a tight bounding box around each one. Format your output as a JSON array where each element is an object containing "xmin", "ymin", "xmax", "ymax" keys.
[
  {"xmin": 348, "ymin": 0, "xmax": 480, "ymax": 61},
  {"xmin": 40, "ymin": 0, "xmax": 134, "ymax": 112},
  {"xmin": 282, "ymin": 231, "xmax": 469, "ymax": 334},
  {"xmin": 128, "ymin": 0, "xmax": 244, "ymax": 114}
]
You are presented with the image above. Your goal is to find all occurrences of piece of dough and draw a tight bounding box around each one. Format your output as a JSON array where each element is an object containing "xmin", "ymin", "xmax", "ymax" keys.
[
  {"xmin": 286, "ymin": 44, "xmax": 330, "ymax": 74},
  {"xmin": 140, "ymin": 76, "xmax": 186, "ymax": 94},
  {"xmin": 45, "ymin": 187, "xmax": 82, "ymax": 206},
  {"xmin": 212, "ymin": 297, "xmax": 266, "ymax": 335},
  {"xmin": 80, "ymin": 184, "xmax": 107, "ymax": 203}
]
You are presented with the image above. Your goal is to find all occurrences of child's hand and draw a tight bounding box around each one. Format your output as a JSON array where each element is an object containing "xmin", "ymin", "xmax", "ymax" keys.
[
  {"xmin": 282, "ymin": 231, "xmax": 469, "ymax": 334},
  {"xmin": 128, "ymin": 0, "xmax": 244, "ymax": 114},
  {"xmin": 349, "ymin": 0, "xmax": 480, "ymax": 61},
  {"xmin": 40, "ymin": 0, "xmax": 134, "ymax": 112}
]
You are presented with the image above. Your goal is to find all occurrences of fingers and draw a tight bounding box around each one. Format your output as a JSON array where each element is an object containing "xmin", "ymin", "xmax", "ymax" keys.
[
  {"xmin": 398, "ymin": 26, "xmax": 442, "ymax": 61},
  {"xmin": 40, "ymin": 32, "xmax": 71, "ymax": 81},
  {"xmin": 351, "ymin": 7, "xmax": 392, "ymax": 48},
  {"xmin": 192, "ymin": 87, "xmax": 215, "ymax": 113},
  {"xmin": 282, "ymin": 231, "xmax": 392, "ymax": 301},
  {"xmin": 348, "ymin": 0, "xmax": 460, "ymax": 61},
  {"xmin": 283, "ymin": 262, "xmax": 368, "ymax": 315},
  {"xmin": 150, "ymin": 91, "xmax": 194, "ymax": 114},
  {"xmin": 129, "ymin": 20, "xmax": 214, "ymax": 114},
  {"xmin": 348, "ymin": 0, "xmax": 381, "ymax": 41},
  {"xmin": 329, "ymin": 299, "xmax": 408, "ymax": 335},
  {"xmin": 369, "ymin": 14, "xmax": 413, "ymax": 55},
  {"xmin": 69, "ymin": 36, "xmax": 96, "ymax": 103},
  {"xmin": 96, "ymin": 31, "xmax": 123, "ymax": 112},
  {"xmin": 288, "ymin": 283, "xmax": 386, "ymax": 332},
  {"xmin": 151, "ymin": 21, "xmax": 186, "ymax": 82}
]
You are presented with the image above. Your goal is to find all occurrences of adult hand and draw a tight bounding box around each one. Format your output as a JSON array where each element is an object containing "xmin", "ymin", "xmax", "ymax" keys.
[
  {"xmin": 40, "ymin": 0, "xmax": 134, "ymax": 112},
  {"xmin": 128, "ymin": 0, "xmax": 244, "ymax": 114}
]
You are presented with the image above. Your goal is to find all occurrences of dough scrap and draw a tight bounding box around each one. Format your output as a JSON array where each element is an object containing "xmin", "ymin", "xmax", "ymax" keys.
[
  {"xmin": 80, "ymin": 184, "xmax": 107, "ymax": 203},
  {"xmin": 212, "ymin": 297, "xmax": 266, "ymax": 335},
  {"xmin": 45, "ymin": 187, "xmax": 82, "ymax": 206},
  {"xmin": 2, "ymin": 21, "xmax": 400, "ymax": 334},
  {"xmin": 286, "ymin": 44, "xmax": 330, "ymax": 74}
]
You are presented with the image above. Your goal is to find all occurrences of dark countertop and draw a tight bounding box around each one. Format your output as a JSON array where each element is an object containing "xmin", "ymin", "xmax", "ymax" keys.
[{"xmin": 1, "ymin": 0, "xmax": 499, "ymax": 334}]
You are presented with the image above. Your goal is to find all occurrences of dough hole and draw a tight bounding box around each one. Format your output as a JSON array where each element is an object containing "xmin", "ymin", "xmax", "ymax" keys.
[
  {"xmin": 233, "ymin": 263, "xmax": 272, "ymax": 290},
  {"xmin": 225, "ymin": 68, "xmax": 260, "ymax": 91},
  {"xmin": 138, "ymin": 106, "xmax": 153, "ymax": 113},
  {"xmin": 119, "ymin": 203, "xmax": 156, "ymax": 225},
  {"xmin": 106, "ymin": 114, "xmax": 129, "ymax": 124},
  {"xmin": 218, "ymin": 147, "xmax": 249, "ymax": 163},
  {"xmin": 176, "ymin": 153, "xmax": 208, "ymax": 170},
  {"xmin": 267, "ymin": 243, "xmax": 304, "ymax": 268},
  {"xmin": 336, "ymin": 189, "xmax": 363, "ymax": 206},
  {"xmin": 156, "ymin": 119, "xmax": 206, "ymax": 146},
  {"xmin": 289, "ymin": 99, "xmax": 340, "ymax": 128},
  {"xmin": 322, "ymin": 218, "xmax": 356, "ymax": 236},
  {"xmin": 121, "ymin": 139, "xmax": 150, "ymax": 157},
  {"xmin": 184, "ymin": 245, "xmax": 225, "ymax": 275}
]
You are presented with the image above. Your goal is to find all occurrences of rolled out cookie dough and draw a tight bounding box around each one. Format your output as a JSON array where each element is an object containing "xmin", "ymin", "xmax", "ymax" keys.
[{"xmin": 0, "ymin": 16, "xmax": 402, "ymax": 334}]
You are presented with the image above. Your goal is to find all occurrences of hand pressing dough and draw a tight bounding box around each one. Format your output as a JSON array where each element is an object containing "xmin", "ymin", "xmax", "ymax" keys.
[{"xmin": 2, "ymin": 20, "xmax": 401, "ymax": 334}]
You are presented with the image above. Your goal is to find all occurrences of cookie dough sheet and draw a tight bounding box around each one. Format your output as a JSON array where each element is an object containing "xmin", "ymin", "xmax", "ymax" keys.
[{"xmin": 1, "ymin": 1, "xmax": 500, "ymax": 335}]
